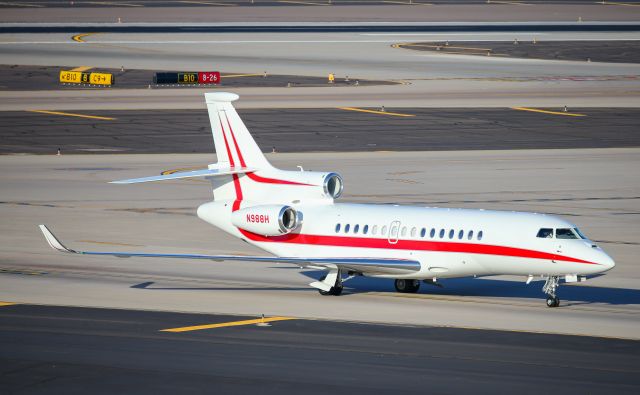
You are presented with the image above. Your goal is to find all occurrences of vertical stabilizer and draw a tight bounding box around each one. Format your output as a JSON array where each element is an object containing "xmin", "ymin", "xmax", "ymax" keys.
[{"xmin": 205, "ymin": 92, "xmax": 271, "ymax": 170}]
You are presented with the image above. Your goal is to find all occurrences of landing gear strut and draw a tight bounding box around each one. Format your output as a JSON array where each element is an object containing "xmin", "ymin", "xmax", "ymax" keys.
[
  {"xmin": 316, "ymin": 270, "xmax": 343, "ymax": 296},
  {"xmin": 394, "ymin": 279, "xmax": 420, "ymax": 293},
  {"xmin": 543, "ymin": 276, "xmax": 560, "ymax": 308}
]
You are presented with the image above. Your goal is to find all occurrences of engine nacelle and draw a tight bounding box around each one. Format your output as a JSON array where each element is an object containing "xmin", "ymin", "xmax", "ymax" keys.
[{"xmin": 231, "ymin": 205, "xmax": 300, "ymax": 236}]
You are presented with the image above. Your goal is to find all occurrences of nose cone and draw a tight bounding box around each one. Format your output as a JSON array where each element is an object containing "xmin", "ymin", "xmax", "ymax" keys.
[{"xmin": 599, "ymin": 251, "xmax": 616, "ymax": 272}]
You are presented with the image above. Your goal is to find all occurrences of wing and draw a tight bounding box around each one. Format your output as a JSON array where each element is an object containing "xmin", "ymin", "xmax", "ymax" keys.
[
  {"xmin": 39, "ymin": 225, "xmax": 420, "ymax": 275},
  {"xmin": 110, "ymin": 166, "xmax": 255, "ymax": 184}
]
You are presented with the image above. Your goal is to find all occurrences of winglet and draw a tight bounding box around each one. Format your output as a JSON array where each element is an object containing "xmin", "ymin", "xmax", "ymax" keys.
[{"xmin": 38, "ymin": 225, "xmax": 76, "ymax": 253}]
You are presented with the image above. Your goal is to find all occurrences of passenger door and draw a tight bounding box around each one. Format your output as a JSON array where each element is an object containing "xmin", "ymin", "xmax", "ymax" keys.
[{"xmin": 388, "ymin": 221, "xmax": 401, "ymax": 245}]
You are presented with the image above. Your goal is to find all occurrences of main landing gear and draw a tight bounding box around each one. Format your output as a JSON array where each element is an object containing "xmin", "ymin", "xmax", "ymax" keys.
[
  {"xmin": 394, "ymin": 279, "xmax": 420, "ymax": 293},
  {"xmin": 543, "ymin": 276, "xmax": 561, "ymax": 308},
  {"xmin": 315, "ymin": 270, "xmax": 343, "ymax": 296}
]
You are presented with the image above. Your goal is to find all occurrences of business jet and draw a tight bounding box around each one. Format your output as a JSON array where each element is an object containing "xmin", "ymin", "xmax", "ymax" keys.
[{"xmin": 40, "ymin": 92, "xmax": 615, "ymax": 307}]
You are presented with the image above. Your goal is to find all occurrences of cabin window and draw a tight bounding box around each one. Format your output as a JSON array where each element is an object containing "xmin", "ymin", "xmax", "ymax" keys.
[
  {"xmin": 420, "ymin": 228, "xmax": 426, "ymax": 238},
  {"xmin": 468, "ymin": 230, "xmax": 474, "ymax": 240},
  {"xmin": 439, "ymin": 229, "xmax": 445, "ymax": 238},
  {"xmin": 335, "ymin": 223, "xmax": 341, "ymax": 233},
  {"xmin": 430, "ymin": 228, "xmax": 436, "ymax": 238},
  {"xmin": 354, "ymin": 224, "xmax": 360, "ymax": 234},
  {"xmin": 536, "ymin": 228, "xmax": 553, "ymax": 238},
  {"xmin": 382, "ymin": 226, "xmax": 388, "ymax": 236},
  {"xmin": 401, "ymin": 227, "xmax": 407, "ymax": 237},
  {"xmin": 478, "ymin": 231, "xmax": 484, "ymax": 241},
  {"xmin": 411, "ymin": 227, "xmax": 417, "ymax": 237},
  {"xmin": 372, "ymin": 225, "xmax": 378, "ymax": 235},
  {"xmin": 344, "ymin": 224, "xmax": 350, "ymax": 233},
  {"xmin": 448, "ymin": 229, "xmax": 454, "ymax": 239},
  {"xmin": 363, "ymin": 225, "xmax": 369, "ymax": 235},
  {"xmin": 556, "ymin": 228, "xmax": 579, "ymax": 239},
  {"xmin": 458, "ymin": 230, "xmax": 464, "ymax": 240}
]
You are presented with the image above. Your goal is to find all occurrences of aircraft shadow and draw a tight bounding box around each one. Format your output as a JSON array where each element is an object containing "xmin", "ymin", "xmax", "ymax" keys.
[
  {"xmin": 130, "ymin": 274, "xmax": 640, "ymax": 306},
  {"xmin": 130, "ymin": 281, "xmax": 311, "ymax": 292},
  {"xmin": 328, "ymin": 274, "xmax": 640, "ymax": 306}
]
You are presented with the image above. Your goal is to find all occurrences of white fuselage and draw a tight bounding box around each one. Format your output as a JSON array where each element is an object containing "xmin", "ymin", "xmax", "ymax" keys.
[{"xmin": 198, "ymin": 200, "xmax": 615, "ymax": 280}]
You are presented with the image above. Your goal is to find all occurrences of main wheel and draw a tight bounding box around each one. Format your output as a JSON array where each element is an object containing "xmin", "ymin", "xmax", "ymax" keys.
[
  {"xmin": 395, "ymin": 279, "xmax": 420, "ymax": 293},
  {"xmin": 318, "ymin": 286, "xmax": 343, "ymax": 296},
  {"xmin": 546, "ymin": 296, "xmax": 560, "ymax": 308}
]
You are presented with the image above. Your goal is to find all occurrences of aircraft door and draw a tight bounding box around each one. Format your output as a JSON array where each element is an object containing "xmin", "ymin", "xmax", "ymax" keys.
[{"xmin": 388, "ymin": 221, "xmax": 401, "ymax": 244}]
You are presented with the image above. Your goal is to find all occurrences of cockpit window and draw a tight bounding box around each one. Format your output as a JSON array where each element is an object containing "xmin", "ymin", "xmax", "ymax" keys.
[
  {"xmin": 574, "ymin": 228, "xmax": 588, "ymax": 240},
  {"xmin": 536, "ymin": 228, "xmax": 553, "ymax": 238},
  {"xmin": 556, "ymin": 228, "xmax": 579, "ymax": 239}
]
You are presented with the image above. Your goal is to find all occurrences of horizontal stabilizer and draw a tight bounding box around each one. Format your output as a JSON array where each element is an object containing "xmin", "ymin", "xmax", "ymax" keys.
[
  {"xmin": 110, "ymin": 167, "xmax": 254, "ymax": 184},
  {"xmin": 38, "ymin": 225, "xmax": 421, "ymax": 274}
]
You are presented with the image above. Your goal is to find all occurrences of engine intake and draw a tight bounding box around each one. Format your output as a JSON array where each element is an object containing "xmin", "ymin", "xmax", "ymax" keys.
[
  {"xmin": 231, "ymin": 205, "xmax": 300, "ymax": 236},
  {"xmin": 323, "ymin": 173, "xmax": 343, "ymax": 199}
]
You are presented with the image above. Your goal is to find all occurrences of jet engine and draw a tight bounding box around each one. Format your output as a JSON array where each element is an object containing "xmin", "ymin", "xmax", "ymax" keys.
[{"xmin": 231, "ymin": 205, "xmax": 301, "ymax": 236}]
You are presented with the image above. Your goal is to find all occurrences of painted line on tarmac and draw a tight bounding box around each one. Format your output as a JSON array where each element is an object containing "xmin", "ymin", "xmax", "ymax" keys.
[
  {"xmin": 489, "ymin": 0, "xmax": 533, "ymax": 5},
  {"xmin": 0, "ymin": 302, "xmax": 17, "ymax": 307},
  {"xmin": 179, "ymin": 1, "xmax": 237, "ymax": 5},
  {"xmin": 0, "ymin": 2, "xmax": 43, "ymax": 7},
  {"xmin": 222, "ymin": 73, "xmax": 265, "ymax": 78},
  {"xmin": 512, "ymin": 107, "xmax": 586, "ymax": 117},
  {"xmin": 85, "ymin": 1, "xmax": 143, "ymax": 7},
  {"xmin": 600, "ymin": 1, "xmax": 640, "ymax": 7},
  {"xmin": 382, "ymin": 1, "xmax": 433, "ymax": 5},
  {"xmin": 339, "ymin": 107, "xmax": 415, "ymax": 117},
  {"xmin": 72, "ymin": 33, "xmax": 100, "ymax": 43},
  {"xmin": 278, "ymin": 0, "xmax": 331, "ymax": 5},
  {"xmin": 69, "ymin": 66, "xmax": 94, "ymax": 72},
  {"xmin": 27, "ymin": 110, "xmax": 116, "ymax": 121},
  {"xmin": 160, "ymin": 316, "xmax": 296, "ymax": 332}
]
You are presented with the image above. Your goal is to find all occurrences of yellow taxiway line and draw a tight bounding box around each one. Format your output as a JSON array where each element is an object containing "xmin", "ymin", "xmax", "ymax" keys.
[
  {"xmin": 161, "ymin": 316, "xmax": 296, "ymax": 332},
  {"xmin": 72, "ymin": 33, "xmax": 99, "ymax": 43},
  {"xmin": 339, "ymin": 107, "xmax": 415, "ymax": 117},
  {"xmin": 27, "ymin": 110, "xmax": 116, "ymax": 121},
  {"xmin": 69, "ymin": 66, "xmax": 94, "ymax": 72},
  {"xmin": 512, "ymin": 107, "xmax": 586, "ymax": 117},
  {"xmin": 0, "ymin": 302, "xmax": 17, "ymax": 307}
]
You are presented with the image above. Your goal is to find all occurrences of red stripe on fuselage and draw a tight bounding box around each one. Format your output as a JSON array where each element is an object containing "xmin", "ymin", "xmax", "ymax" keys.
[{"xmin": 238, "ymin": 230, "xmax": 598, "ymax": 265}]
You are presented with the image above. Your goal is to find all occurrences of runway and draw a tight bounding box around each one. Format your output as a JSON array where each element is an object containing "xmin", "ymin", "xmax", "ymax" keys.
[
  {"xmin": 1, "ymin": 108, "xmax": 639, "ymax": 154},
  {"xmin": 1, "ymin": 303, "xmax": 639, "ymax": 394}
]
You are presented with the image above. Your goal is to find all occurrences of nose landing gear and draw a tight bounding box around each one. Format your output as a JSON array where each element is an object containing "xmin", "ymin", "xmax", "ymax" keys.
[{"xmin": 543, "ymin": 276, "xmax": 560, "ymax": 308}]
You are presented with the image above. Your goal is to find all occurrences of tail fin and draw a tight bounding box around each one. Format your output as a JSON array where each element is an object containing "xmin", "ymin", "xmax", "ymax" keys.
[{"xmin": 205, "ymin": 92, "xmax": 271, "ymax": 170}]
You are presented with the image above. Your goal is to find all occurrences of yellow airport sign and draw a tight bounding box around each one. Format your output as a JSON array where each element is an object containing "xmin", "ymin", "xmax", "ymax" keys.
[{"xmin": 59, "ymin": 70, "xmax": 114, "ymax": 86}]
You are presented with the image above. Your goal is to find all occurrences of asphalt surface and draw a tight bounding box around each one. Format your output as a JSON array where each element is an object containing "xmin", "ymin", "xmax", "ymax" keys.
[
  {"xmin": 3, "ymin": 23, "xmax": 640, "ymax": 34},
  {"xmin": 0, "ymin": 65, "xmax": 380, "ymax": 91},
  {"xmin": 1, "ymin": 108, "xmax": 638, "ymax": 154},
  {"xmin": 4, "ymin": 0, "xmax": 637, "ymax": 7},
  {"xmin": 398, "ymin": 40, "xmax": 640, "ymax": 64},
  {"xmin": 0, "ymin": 304, "xmax": 638, "ymax": 394},
  {"xmin": 3, "ymin": 2, "xmax": 640, "ymax": 23}
]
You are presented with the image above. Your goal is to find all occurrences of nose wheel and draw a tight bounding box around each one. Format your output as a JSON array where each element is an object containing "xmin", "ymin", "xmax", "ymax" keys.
[
  {"xmin": 543, "ymin": 276, "xmax": 561, "ymax": 308},
  {"xmin": 546, "ymin": 296, "xmax": 560, "ymax": 308}
]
